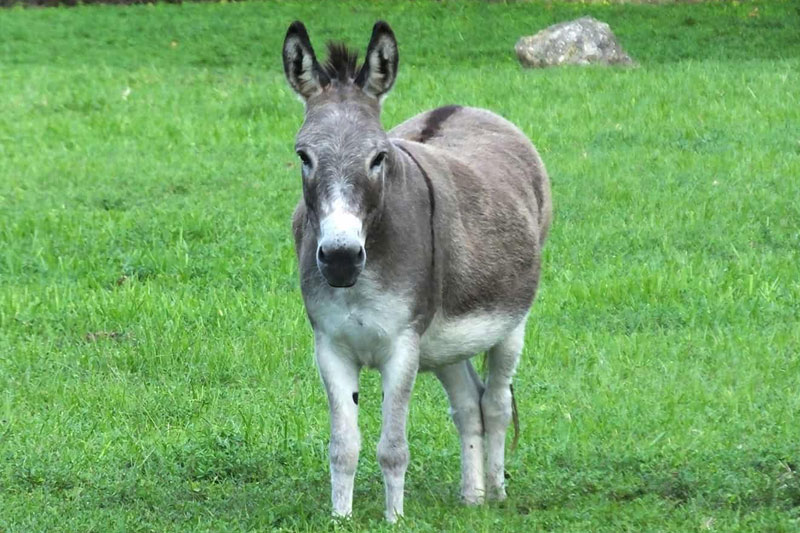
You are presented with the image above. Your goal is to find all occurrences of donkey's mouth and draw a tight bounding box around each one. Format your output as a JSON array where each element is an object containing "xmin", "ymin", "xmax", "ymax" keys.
[
  {"xmin": 319, "ymin": 265, "xmax": 362, "ymax": 288},
  {"xmin": 327, "ymin": 279, "xmax": 358, "ymax": 288}
]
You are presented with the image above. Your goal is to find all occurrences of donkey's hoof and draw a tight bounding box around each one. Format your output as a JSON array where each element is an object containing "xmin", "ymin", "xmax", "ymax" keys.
[
  {"xmin": 487, "ymin": 486, "xmax": 507, "ymax": 502},
  {"xmin": 462, "ymin": 492, "xmax": 485, "ymax": 506},
  {"xmin": 331, "ymin": 509, "xmax": 352, "ymax": 520}
]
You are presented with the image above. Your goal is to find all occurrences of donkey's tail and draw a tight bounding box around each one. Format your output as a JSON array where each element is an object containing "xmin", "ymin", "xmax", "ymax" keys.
[{"xmin": 510, "ymin": 383, "xmax": 520, "ymax": 453}]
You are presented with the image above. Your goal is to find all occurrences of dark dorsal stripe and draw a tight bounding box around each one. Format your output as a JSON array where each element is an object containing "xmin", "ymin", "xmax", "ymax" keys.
[
  {"xmin": 417, "ymin": 105, "xmax": 462, "ymax": 144},
  {"xmin": 396, "ymin": 145, "xmax": 436, "ymax": 286}
]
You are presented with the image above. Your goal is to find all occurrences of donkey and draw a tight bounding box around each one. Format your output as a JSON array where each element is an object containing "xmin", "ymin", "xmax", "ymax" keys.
[{"xmin": 282, "ymin": 21, "xmax": 552, "ymax": 521}]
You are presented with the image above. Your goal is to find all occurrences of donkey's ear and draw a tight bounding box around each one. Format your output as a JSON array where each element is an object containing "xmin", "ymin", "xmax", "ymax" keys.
[
  {"xmin": 283, "ymin": 21, "xmax": 331, "ymax": 100},
  {"xmin": 355, "ymin": 21, "xmax": 399, "ymax": 100}
]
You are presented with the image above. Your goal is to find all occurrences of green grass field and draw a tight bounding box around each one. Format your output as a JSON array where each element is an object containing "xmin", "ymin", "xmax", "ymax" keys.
[{"xmin": 2, "ymin": 1, "xmax": 799, "ymax": 530}]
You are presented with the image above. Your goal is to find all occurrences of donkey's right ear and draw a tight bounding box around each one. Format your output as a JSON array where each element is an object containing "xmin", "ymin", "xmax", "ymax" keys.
[{"xmin": 282, "ymin": 21, "xmax": 330, "ymax": 100}]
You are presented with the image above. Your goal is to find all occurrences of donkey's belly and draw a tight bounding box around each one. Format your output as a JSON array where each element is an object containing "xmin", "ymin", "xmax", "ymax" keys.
[{"xmin": 419, "ymin": 311, "xmax": 524, "ymax": 370}]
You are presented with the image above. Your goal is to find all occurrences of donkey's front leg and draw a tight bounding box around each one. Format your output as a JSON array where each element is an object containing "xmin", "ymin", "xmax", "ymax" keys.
[
  {"xmin": 315, "ymin": 334, "xmax": 361, "ymax": 518},
  {"xmin": 377, "ymin": 330, "xmax": 419, "ymax": 522}
]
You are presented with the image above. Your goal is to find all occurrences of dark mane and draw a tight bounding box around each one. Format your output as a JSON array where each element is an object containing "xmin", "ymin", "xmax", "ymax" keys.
[{"xmin": 322, "ymin": 42, "xmax": 361, "ymax": 82}]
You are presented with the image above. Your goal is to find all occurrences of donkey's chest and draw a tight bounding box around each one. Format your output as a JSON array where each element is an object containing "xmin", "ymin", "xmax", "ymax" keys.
[{"xmin": 307, "ymin": 286, "xmax": 413, "ymax": 368}]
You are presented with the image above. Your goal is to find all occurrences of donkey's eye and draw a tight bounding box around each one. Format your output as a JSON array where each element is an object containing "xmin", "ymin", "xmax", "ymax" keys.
[
  {"xmin": 297, "ymin": 150, "xmax": 312, "ymax": 170},
  {"xmin": 370, "ymin": 152, "xmax": 387, "ymax": 171}
]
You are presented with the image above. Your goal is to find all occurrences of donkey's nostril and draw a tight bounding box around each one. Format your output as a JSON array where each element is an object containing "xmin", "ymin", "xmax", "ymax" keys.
[{"xmin": 317, "ymin": 242, "xmax": 362, "ymax": 265}]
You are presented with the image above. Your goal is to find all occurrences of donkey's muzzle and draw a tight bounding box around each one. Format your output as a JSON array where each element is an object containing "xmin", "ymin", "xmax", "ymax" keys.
[{"xmin": 316, "ymin": 241, "xmax": 366, "ymax": 288}]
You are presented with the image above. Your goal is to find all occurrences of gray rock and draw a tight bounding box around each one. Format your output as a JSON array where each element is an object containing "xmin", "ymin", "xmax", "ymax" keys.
[{"xmin": 515, "ymin": 16, "xmax": 634, "ymax": 68}]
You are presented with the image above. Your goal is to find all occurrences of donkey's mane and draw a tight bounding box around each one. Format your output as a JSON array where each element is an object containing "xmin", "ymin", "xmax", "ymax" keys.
[{"xmin": 322, "ymin": 42, "xmax": 361, "ymax": 82}]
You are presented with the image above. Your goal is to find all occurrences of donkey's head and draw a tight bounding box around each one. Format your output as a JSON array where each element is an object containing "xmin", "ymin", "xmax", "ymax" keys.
[{"xmin": 283, "ymin": 21, "xmax": 399, "ymax": 288}]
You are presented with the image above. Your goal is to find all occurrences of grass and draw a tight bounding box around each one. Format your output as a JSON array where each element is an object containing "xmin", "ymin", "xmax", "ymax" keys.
[{"xmin": 1, "ymin": 0, "xmax": 799, "ymax": 531}]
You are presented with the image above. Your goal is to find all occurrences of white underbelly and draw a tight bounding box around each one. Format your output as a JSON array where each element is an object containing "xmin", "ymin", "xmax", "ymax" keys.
[{"xmin": 419, "ymin": 311, "xmax": 524, "ymax": 368}]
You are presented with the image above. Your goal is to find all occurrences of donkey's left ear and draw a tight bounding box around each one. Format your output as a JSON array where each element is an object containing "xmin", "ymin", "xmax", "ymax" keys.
[{"xmin": 355, "ymin": 21, "xmax": 399, "ymax": 100}]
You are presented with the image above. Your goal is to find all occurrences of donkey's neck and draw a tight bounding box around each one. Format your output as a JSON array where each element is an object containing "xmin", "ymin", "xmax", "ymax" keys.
[{"xmin": 395, "ymin": 144, "xmax": 436, "ymax": 276}]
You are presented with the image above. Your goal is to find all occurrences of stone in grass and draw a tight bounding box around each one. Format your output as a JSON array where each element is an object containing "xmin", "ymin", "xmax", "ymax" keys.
[{"xmin": 515, "ymin": 16, "xmax": 634, "ymax": 68}]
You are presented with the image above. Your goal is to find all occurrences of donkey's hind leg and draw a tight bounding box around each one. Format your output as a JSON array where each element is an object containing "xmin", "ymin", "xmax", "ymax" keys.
[
  {"xmin": 435, "ymin": 360, "xmax": 485, "ymax": 504},
  {"xmin": 482, "ymin": 319, "xmax": 526, "ymax": 501}
]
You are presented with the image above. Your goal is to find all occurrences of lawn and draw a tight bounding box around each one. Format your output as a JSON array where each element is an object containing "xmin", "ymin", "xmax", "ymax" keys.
[{"xmin": 1, "ymin": 0, "xmax": 799, "ymax": 531}]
